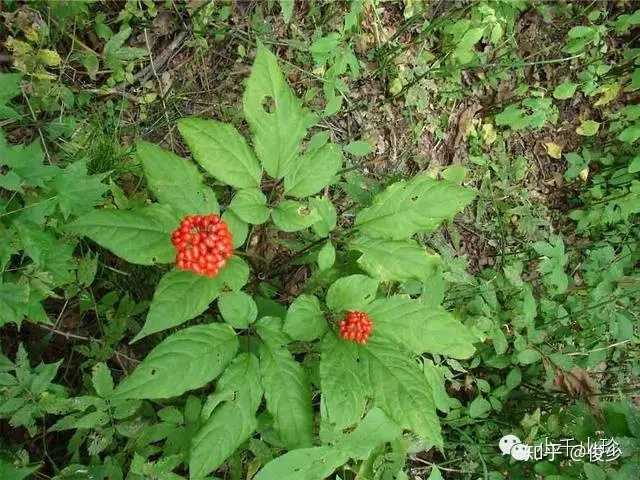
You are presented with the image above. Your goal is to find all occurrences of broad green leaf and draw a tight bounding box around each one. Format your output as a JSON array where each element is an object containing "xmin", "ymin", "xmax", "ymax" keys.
[
  {"xmin": 222, "ymin": 209, "xmax": 248, "ymax": 248},
  {"xmin": 190, "ymin": 354, "xmax": 262, "ymax": 479},
  {"xmin": 423, "ymin": 360, "xmax": 451, "ymax": 413},
  {"xmin": 310, "ymin": 196, "xmax": 337, "ymax": 236},
  {"xmin": 284, "ymin": 141, "xmax": 343, "ymax": 198},
  {"xmin": 229, "ymin": 189, "xmax": 270, "ymax": 224},
  {"xmin": 495, "ymin": 105, "xmax": 531, "ymax": 130},
  {"xmin": 576, "ymin": 119, "xmax": 600, "ymax": 136},
  {"xmin": 362, "ymin": 338, "xmax": 442, "ymax": 446},
  {"xmin": 68, "ymin": 204, "xmax": 178, "ymax": 265},
  {"xmin": 337, "ymin": 407, "xmax": 402, "ymax": 459},
  {"xmin": 243, "ymin": 43, "xmax": 317, "ymax": 178},
  {"xmin": 468, "ymin": 396, "xmax": 491, "ymax": 418},
  {"xmin": 254, "ymin": 446, "xmax": 346, "ymax": 480},
  {"xmin": 254, "ymin": 409, "xmax": 399, "ymax": 480},
  {"xmin": 113, "ymin": 323, "xmax": 237, "ymax": 399},
  {"xmin": 218, "ymin": 255, "xmax": 250, "ymax": 291},
  {"xmin": 355, "ymin": 175, "xmax": 475, "ymax": 240},
  {"xmin": 454, "ymin": 27, "xmax": 485, "ymax": 63},
  {"xmin": 272, "ymin": 200, "xmax": 320, "ymax": 232},
  {"xmin": 427, "ymin": 467, "xmax": 444, "ymax": 480},
  {"xmin": 553, "ymin": 81, "xmax": 578, "ymax": 100},
  {"xmin": 320, "ymin": 333, "xmax": 369, "ymax": 430},
  {"xmin": 367, "ymin": 297, "xmax": 476, "ymax": 359},
  {"xmin": 326, "ymin": 274, "xmax": 378, "ymax": 312},
  {"xmin": 0, "ymin": 282, "xmax": 30, "ymax": 327},
  {"xmin": 0, "ymin": 458, "xmax": 39, "ymax": 480},
  {"xmin": 218, "ymin": 291, "xmax": 257, "ymax": 328},
  {"xmin": 583, "ymin": 464, "xmax": 607, "ymax": 480},
  {"xmin": 137, "ymin": 141, "xmax": 219, "ymax": 215},
  {"xmin": 283, "ymin": 294, "xmax": 326, "ymax": 341},
  {"xmin": 344, "ymin": 140, "xmax": 373, "ymax": 157},
  {"xmin": 178, "ymin": 117, "xmax": 262, "ymax": 189},
  {"xmin": 91, "ymin": 363, "xmax": 114, "ymax": 398},
  {"xmin": 257, "ymin": 318, "xmax": 313, "ymax": 449},
  {"xmin": 279, "ymin": 0, "xmax": 294, "ymax": 23},
  {"xmin": 317, "ymin": 240, "xmax": 335, "ymax": 271},
  {"xmin": 629, "ymin": 155, "xmax": 640, "ymax": 174},
  {"xmin": 0, "ymin": 73, "xmax": 22, "ymax": 104},
  {"xmin": 132, "ymin": 270, "xmax": 224, "ymax": 342},
  {"xmin": 618, "ymin": 123, "xmax": 640, "ymax": 143},
  {"xmin": 517, "ymin": 348, "xmax": 541, "ymax": 365},
  {"xmin": 52, "ymin": 161, "xmax": 109, "ymax": 219},
  {"xmin": 351, "ymin": 237, "xmax": 441, "ymax": 282}
]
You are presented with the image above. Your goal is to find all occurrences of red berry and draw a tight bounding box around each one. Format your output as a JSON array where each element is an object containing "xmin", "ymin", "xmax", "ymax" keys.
[
  {"xmin": 339, "ymin": 311, "xmax": 373, "ymax": 344},
  {"xmin": 172, "ymin": 214, "xmax": 234, "ymax": 277}
]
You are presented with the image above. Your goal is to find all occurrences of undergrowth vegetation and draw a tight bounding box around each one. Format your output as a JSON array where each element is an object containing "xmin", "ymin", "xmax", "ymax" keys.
[{"xmin": 0, "ymin": 1, "xmax": 639, "ymax": 480}]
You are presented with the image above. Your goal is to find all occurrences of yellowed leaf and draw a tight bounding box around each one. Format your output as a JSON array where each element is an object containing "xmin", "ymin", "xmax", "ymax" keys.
[
  {"xmin": 482, "ymin": 123, "xmax": 497, "ymax": 145},
  {"xmin": 544, "ymin": 142, "xmax": 562, "ymax": 159},
  {"xmin": 593, "ymin": 83, "xmax": 620, "ymax": 107},
  {"xmin": 579, "ymin": 167, "xmax": 589, "ymax": 182}
]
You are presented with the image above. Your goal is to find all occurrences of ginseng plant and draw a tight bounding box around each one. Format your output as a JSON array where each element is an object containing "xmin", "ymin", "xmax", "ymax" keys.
[{"xmin": 69, "ymin": 43, "xmax": 478, "ymax": 479}]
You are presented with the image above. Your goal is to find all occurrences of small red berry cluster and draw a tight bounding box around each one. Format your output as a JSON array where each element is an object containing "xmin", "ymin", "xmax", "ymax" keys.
[
  {"xmin": 171, "ymin": 214, "xmax": 233, "ymax": 277},
  {"xmin": 339, "ymin": 311, "xmax": 373, "ymax": 344}
]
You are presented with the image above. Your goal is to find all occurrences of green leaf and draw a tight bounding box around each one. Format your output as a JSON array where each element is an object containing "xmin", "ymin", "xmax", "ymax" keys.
[
  {"xmin": 517, "ymin": 348, "xmax": 541, "ymax": 365},
  {"xmin": 629, "ymin": 155, "xmax": 640, "ymax": 174},
  {"xmin": 553, "ymin": 81, "xmax": 578, "ymax": 100},
  {"xmin": 178, "ymin": 117, "xmax": 262, "ymax": 189},
  {"xmin": 355, "ymin": 174, "xmax": 475, "ymax": 240},
  {"xmin": 0, "ymin": 73, "xmax": 22, "ymax": 104},
  {"xmin": 243, "ymin": 43, "xmax": 317, "ymax": 178},
  {"xmin": 113, "ymin": 323, "xmax": 238, "ymax": 399},
  {"xmin": 52, "ymin": 161, "xmax": 108, "ymax": 219},
  {"xmin": 68, "ymin": 204, "xmax": 178, "ymax": 265},
  {"xmin": 91, "ymin": 363, "xmax": 114, "ymax": 398},
  {"xmin": 320, "ymin": 333, "xmax": 369, "ymax": 430},
  {"xmin": 468, "ymin": 396, "xmax": 491, "ymax": 418},
  {"xmin": 229, "ymin": 189, "xmax": 270, "ymax": 224},
  {"xmin": 222, "ymin": 209, "xmax": 248, "ymax": 248},
  {"xmin": 272, "ymin": 200, "xmax": 321, "ymax": 232},
  {"xmin": 0, "ymin": 458, "xmax": 38, "ymax": 480},
  {"xmin": 284, "ymin": 140, "xmax": 343, "ymax": 198},
  {"xmin": 344, "ymin": 140, "xmax": 373, "ymax": 157},
  {"xmin": 137, "ymin": 141, "xmax": 219, "ymax": 215},
  {"xmin": 0, "ymin": 283, "xmax": 30, "ymax": 327},
  {"xmin": 454, "ymin": 27, "xmax": 485, "ymax": 63},
  {"xmin": 132, "ymin": 270, "xmax": 224, "ymax": 342},
  {"xmin": 218, "ymin": 255, "xmax": 250, "ymax": 291},
  {"xmin": 0, "ymin": 135, "xmax": 56, "ymax": 190},
  {"xmin": 583, "ymin": 464, "xmax": 606, "ymax": 480},
  {"xmin": 257, "ymin": 318, "xmax": 313, "ymax": 449},
  {"xmin": 576, "ymin": 119, "xmax": 600, "ymax": 136},
  {"xmin": 190, "ymin": 354, "xmax": 262, "ymax": 479},
  {"xmin": 283, "ymin": 294, "xmax": 327, "ymax": 341},
  {"xmin": 278, "ymin": 0, "xmax": 294, "ymax": 23},
  {"xmin": 351, "ymin": 237, "xmax": 441, "ymax": 282},
  {"xmin": 362, "ymin": 338, "xmax": 442, "ymax": 446},
  {"xmin": 254, "ymin": 408, "xmax": 399, "ymax": 480},
  {"xmin": 310, "ymin": 196, "xmax": 337, "ymax": 236},
  {"xmin": 254, "ymin": 446, "xmax": 345, "ymax": 480},
  {"xmin": 367, "ymin": 297, "xmax": 476, "ymax": 359},
  {"xmin": 218, "ymin": 291, "xmax": 257, "ymax": 328},
  {"xmin": 326, "ymin": 274, "xmax": 378, "ymax": 312},
  {"xmin": 317, "ymin": 240, "xmax": 335, "ymax": 271},
  {"xmin": 618, "ymin": 123, "xmax": 640, "ymax": 143},
  {"xmin": 337, "ymin": 407, "xmax": 402, "ymax": 459},
  {"xmin": 423, "ymin": 360, "xmax": 451, "ymax": 413}
]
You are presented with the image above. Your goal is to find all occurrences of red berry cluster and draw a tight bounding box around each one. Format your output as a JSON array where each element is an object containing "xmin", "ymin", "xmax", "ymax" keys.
[
  {"xmin": 171, "ymin": 214, "xmax": 233, "ymax": 277},
  {"xmin": 339, "ymin": 311, "xmax": 373, "ymax": 344}
]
